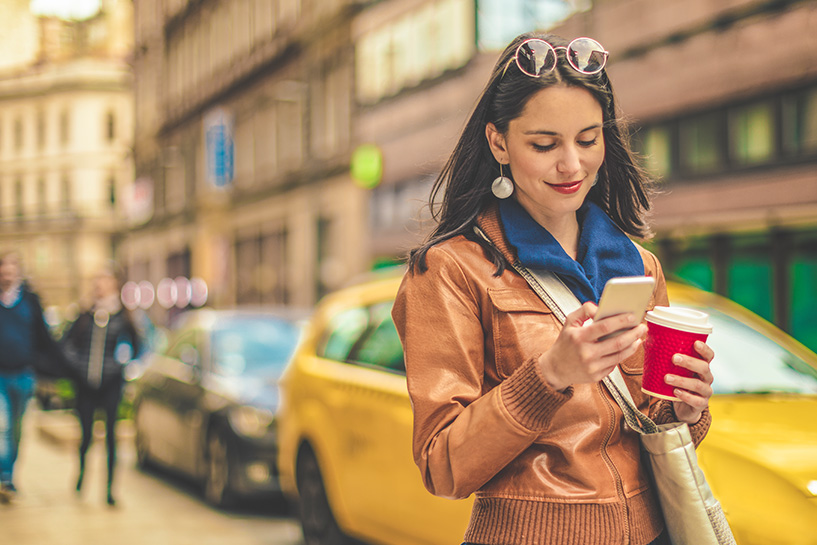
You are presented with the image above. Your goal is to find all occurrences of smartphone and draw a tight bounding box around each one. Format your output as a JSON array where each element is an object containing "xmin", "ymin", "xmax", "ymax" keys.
[{"xmin": 594, "ymin": 276, "xmax": 655, "ymax": 341}]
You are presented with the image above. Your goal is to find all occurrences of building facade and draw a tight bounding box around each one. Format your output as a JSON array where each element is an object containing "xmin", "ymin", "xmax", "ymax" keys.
[
  {"xmin": 550, "ymin": 0, "xmax": 817, "ymax": 351},
  {"xmin": 126, "ymin": 0, "xmax": 817, "ymax": 351},
  {"xmin": 355, "ymin": 0, "xmax": 817, "ymax": 352},
  {"xmin": 0, "ymin": 0, "xmax": 134, "ymax": 312},
  {"xmin": 124, "ymin": 0, "xmax": 370, "ymax": 319}
]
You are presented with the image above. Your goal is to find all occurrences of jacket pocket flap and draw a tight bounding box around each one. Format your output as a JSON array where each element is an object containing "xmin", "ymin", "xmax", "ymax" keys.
[{"xmin": 488, "ymin": 288, "xmax": 553, "ymax": 313}]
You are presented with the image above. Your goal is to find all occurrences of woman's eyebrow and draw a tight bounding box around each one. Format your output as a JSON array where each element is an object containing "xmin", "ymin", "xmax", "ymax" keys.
[{"xmin": 523, "ymin": 123, "xmax": 603, "ymax": 136}]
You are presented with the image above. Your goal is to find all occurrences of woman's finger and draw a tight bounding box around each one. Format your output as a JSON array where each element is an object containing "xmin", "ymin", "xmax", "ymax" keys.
[
  {"xmin": 672, "ymin": 387, "xmax": 709, "ymax": 411},
  {"xmin": 665, "ymin": 373, "xmax": 713, "ymax": 399},
  {"xmin": 670, "ymin": 353, "xmax": 713, "ymax": 384},
  {"xmin": 693, "ymin": 340, "xmax": 715, "ymax": 363},
  {"xmin": 595, "ymin": 323, "xmax": 647, "ymax": 355}
]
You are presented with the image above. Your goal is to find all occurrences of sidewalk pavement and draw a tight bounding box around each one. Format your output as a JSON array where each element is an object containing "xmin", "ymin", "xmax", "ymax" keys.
[
  {"xmin": 34, "ymin": 408, "xmax": 134, "ymax": 448},
  {"xmin": 4, "ymin": 408, "xmax": 304, "ymax": 545}
]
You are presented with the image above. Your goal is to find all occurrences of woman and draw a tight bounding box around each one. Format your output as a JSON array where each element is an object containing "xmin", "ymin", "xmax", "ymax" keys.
[
  {"xmin": 391, "ymin": 33, "xmax": 715, "ymax": 545},
  {"xmin": 62, "ymin": 263, "xmax": 140, "ymax": 506}
]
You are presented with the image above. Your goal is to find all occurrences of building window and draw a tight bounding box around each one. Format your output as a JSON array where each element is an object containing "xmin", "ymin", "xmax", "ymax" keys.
[
  {"xmin": 106, "ymin": 111, "xmax": 116, "ymax": 142},
  {"xmin": 236, "ymin": 229, "xmax": 289, "ymax": 305},
  {"xmin": 255, "ymin": 102, "xmax": 277, "ymax": 178},
  {"xmin": 38, "ymin": 177, "xmax": 47, "ymax": 215},
  {"xmin": 639, "ymin": 125, "xmax": 672, "ymax": 179},
  {"xmin": 61, "ymin": 175, "xmax": 72, "ymax": 211},
  {"xmin": 355, "ymin": 0, "xmax": 475, "ymax": 104},
  {"xmin": 476, "ymin": 0, "xmax": 580, "ymax": 51},
  {"xmin": 14, "ymin": 118, "xmax": 23, "ymax": 152},
  {"xmin": 790, "ymin": 236, "xmax": 817, "ymax": 352},
  {"xmin": 37, "ymin": 111, "xmax": 46, "ymax": 150},
  {"xmin": 316, "ymin": 215, "xmax": 332, "ymax": 300},
  {"xmin": 729, "ymin": 101, "xmax": 775, "ymax": 166},
  {"xmin": 782, "ymin": 86, "xmax": 817, "ymax": 157},
  {"xmin": 15, "ymin": 177, "xmax": 23, "ymax": 218},
  {"xmin": 728, "ymin": 239, "xmax": 774, "ymax": 323},
  {"xmin": 108, "ymin": 176, "xmax": 116, "ymax": 207},
  {"xmin": 60, "ymin": 110, "xmax": 70, "ymax": 147},
  {"xmin": 262, "ymin": 229, "xmax": 288, "ymax": 305},
  {"xmin": 236, "ymin": 235, "xmax": 262, "ymax": 305},
  {"xmin": 235, "ymin": 114, "xmax": 255, "ymax": 187},
  {"xmin": 277, "ymin": 95, "xmax": 304, "ymax": 170},
  {"xmin": 678, "ymin": 112, "xmax": 724, "ymax": 174}
]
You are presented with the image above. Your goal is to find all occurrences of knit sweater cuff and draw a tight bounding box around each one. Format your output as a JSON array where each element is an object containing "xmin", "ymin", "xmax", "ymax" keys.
[
  {"xmin": 652, "ymin": 400, "xmax": 712, "ymax": 447},
  {"xmin": 500, "ymin": 356, "xmax": 573, "ymax": 430}
]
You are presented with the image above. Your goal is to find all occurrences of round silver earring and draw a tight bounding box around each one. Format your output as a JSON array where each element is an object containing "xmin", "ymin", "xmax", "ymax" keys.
[
  {"xmin": 591, "ymin": 173, "xmax": 599, "ymax": 187},
  {"xmin": 491, "ymin": 164, "xmax": 514, "ymax": 199}
]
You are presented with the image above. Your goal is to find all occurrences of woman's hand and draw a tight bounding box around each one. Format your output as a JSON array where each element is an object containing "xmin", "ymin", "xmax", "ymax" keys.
[
  {"xmin": 538, "ymin": 302, "xmax": 647, "ymax": 391},
  {"xmin": 668, "ymin": 341, "xmax": 715, "ymax": 424}
]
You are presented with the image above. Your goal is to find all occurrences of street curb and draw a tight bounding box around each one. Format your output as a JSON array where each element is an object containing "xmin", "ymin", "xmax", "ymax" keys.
[{"xmin": 34, "ymin": 409, "xmax": 135, "ymax": 448}]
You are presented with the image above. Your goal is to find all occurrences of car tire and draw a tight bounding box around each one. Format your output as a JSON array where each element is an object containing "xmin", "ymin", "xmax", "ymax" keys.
[
  {"xmin": 204, "ymin": 431, "xmax": 233, "ymax": 508},
  {"xmin": 296, "ymin": 448, "xmax": 353, "ymax": 545}
]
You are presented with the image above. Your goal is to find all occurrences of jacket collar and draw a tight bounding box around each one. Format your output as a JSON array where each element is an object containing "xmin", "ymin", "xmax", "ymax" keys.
[{"xmin": 475, "ymin": 202, "xmax": 518, "ymax": 265}]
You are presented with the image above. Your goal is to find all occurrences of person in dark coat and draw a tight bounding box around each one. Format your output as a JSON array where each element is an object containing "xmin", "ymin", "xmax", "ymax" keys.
[
  {"xmin": 0, "ymin": 251, "xmax": 71, "ymax": 503},
  {"xmin": 62, "ymin": 262, "xmax": 140, "ymax": 506}
]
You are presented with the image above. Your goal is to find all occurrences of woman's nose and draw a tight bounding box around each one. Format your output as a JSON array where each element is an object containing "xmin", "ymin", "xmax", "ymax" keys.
[{"xmin": 556, "ymin": 144, "xmax": 582, "ymax": 176}]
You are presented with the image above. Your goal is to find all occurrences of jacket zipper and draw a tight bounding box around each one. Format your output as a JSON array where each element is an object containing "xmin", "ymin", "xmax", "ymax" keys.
[
  {"xmin": 598, "ymin": 382, "xmax": 630, "ymax": 545},
  {"xmin": 478, "ymin": 225, "xmax": 634, "ymax": 542}
]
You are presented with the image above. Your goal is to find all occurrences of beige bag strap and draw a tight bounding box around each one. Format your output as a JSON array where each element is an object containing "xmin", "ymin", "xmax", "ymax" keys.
[{"xmin": 518, "ymin": 264, "xmax": 659, "ymax": 435}]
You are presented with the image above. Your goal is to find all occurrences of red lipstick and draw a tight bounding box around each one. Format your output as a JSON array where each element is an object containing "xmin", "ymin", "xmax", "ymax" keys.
[{"xmin": 546, "ymin": 180, "xmax": 583, "ymax": 194}]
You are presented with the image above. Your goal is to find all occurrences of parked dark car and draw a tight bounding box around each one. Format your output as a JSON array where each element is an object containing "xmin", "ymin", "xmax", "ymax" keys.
[{"xmin": 132, "ymin": 308, "xmax": 306, "ymax": 507}]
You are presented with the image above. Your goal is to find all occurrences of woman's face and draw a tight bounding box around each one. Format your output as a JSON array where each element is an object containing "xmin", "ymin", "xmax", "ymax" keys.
[
  {"xmin": 486, "ymin": 85, "xmax": 605, "ymax": 226},
  {"xmin": 93, "ymin": 271, "xmax": 118, "ymax": 300}
]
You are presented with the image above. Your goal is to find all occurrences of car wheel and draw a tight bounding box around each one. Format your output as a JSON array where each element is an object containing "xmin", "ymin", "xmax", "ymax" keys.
[
  {"xmin": 296, "ymin": 448, "xmax": 353, "ymax": 545},
  {"xmin": 204, "ymin": 431, "xmax": 233, "ymax": 508}
]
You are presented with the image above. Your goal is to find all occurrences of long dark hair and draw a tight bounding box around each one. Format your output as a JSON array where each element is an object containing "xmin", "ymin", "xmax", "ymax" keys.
[{"xmin": 407, "ymin": 32, "xmax": 654, "ymax": 274}]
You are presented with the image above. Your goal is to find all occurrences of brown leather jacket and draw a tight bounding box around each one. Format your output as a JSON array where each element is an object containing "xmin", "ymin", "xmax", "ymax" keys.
[{"xmin": 392, "ymin": 204, "xmax": 711, "ymax": 545}]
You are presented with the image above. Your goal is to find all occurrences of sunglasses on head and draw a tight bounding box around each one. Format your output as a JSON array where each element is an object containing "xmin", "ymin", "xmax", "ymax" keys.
[{"xmin": 503, "ymin": 37, "xmax": 609, "ymax": 78}]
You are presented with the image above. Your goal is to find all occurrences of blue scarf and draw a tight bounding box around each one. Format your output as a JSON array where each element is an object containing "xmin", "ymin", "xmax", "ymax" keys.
[{"xmin": 499, "ymin": 199, "xmax": 644, "ymax": 304}]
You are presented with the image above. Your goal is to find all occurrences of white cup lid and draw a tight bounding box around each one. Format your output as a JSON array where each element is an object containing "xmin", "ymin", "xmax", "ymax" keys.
[{"xmin": 646, "ymin": 306, "xmax": 712, "ymax": 334}]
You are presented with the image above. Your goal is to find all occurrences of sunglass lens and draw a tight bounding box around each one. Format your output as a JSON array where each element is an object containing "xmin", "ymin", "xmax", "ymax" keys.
[
  {"xmin": 516, "ymin": 40, "xmax": 556, "ymax": 77},
  {"xmin": 568, "ymin": 38, "xmax": 607, "ymax": 74}
]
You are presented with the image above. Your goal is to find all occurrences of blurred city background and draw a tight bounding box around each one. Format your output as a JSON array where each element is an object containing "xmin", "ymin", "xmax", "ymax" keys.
[
  {"xmin": 0, "ymin": 0, "xmax": 815, "ymax": 348},
  {"xmin": 1, "ymin": 0, "xmax": 816, "ymax": 543}
]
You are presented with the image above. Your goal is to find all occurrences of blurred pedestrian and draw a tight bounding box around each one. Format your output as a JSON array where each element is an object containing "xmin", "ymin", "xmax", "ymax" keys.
[
  {"xmin": 0, "ymin": 251, "xmax": 71, "ymax": 503},
  {"xmin": 61, "ymin": 262, "xmax": 141, "ymax": 506},
  {"xmin": 392, "ymin": 32, "xmax": 716, "ymax": 545}
]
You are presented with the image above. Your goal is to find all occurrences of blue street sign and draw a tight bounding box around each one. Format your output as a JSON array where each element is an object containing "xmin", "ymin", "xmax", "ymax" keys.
[{"xmin": 204, "ymin": 108, "xmax": 234, "ymax": 188}]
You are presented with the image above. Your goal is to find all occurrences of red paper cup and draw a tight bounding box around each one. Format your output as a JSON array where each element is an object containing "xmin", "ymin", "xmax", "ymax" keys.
[{"xmin": 642, "ymin": 306, "xmax": 712, "ymax": 401}]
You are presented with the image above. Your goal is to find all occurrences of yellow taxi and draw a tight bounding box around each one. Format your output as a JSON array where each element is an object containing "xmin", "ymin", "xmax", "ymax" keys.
[{"xmin": 277, "ymin": 271, "xmax": 817, "ymax": 545}]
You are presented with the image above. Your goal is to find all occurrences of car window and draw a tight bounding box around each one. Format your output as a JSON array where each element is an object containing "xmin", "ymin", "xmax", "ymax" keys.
[
  {"xmin": 682, "ymin": 305, "xmax": 817, "ymax": 394},
  {"xmin": 319, "ymin": 307, "xmax": 370, "ymax": 361},
  {"xmin": 211, "ymin": 316, "xmax": 300, "ymax": 376},
  {"xmin": 350, "ymin": 302, "xmax": 405, "ymax": 373},
  {"xmin": 318, "ymin": 301, "xmax": 405, "ymax": 373}
]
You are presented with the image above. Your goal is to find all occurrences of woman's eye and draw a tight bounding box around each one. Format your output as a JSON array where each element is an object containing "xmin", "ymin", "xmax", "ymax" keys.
[
  {"xmin": 578, "ymin": 137, "xmax": 599, "ymax": 147},
  {"xmin": 532, "ymin": 143, "xmax": 555, "ymax": 152}
]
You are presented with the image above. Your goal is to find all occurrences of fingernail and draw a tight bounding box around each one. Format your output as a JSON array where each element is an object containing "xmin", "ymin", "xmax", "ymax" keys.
[
  {"xmin": 627, "ymin": 314, "xmax": 635, "ymax": 323},
  {"xmin": 674, "ymin": 389, "xmax": 683, "ymax": 397},
  {"xmin": 665, "ymin": 374, "xmax": 674, "ymax": 384},
  {"xmin": 673, "ymin": 354, "xmax": 682, "ymax": 364}
]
